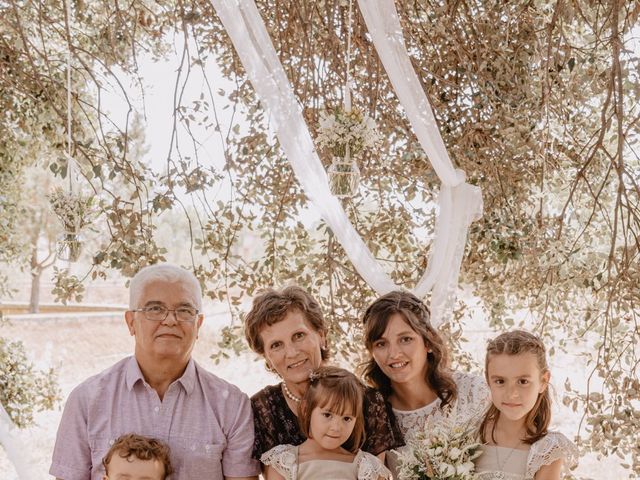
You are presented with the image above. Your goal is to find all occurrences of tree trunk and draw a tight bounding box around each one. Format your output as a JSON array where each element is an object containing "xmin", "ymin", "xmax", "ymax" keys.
[{"xmin": 29, "ymin": 247, "xmax": 41, "ymax": 314}]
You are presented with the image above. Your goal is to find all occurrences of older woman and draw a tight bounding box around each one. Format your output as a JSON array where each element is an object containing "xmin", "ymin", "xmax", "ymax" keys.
[
  {"xmin": 362, "ymin": 290, "xmax": 490, "ymax": 475},
  {"xmin": 244, "ymin": 286, "xmax": 404, "ymax": 461}
]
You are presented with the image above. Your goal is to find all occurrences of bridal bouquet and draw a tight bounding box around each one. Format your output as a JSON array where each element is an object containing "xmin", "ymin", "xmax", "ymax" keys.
[
  {"xmin": 396, "ymin": 409, "xmax": 482, "ymax": 480},
  {"xmin": 315, "ymin": 107, "xmax": 381, "ymax": 157}
]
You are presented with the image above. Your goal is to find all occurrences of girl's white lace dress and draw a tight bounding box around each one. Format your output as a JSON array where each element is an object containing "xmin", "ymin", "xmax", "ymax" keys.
[
  {"xmin": 261, "ymin": 444, "xmax": 392, "ymax": 480},
  {"xmin": 388, "ymin": 371, "xmax": 491, "ymax": 477},
  {"xmin": 474, "ymin": 431, "xmax": 578, "ymax": 479}
]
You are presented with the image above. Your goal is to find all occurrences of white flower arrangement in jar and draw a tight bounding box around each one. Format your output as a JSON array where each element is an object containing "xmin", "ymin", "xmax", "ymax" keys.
[
  {"xmin": 47, "ymin": 187, "xmax": 94, "ymax": 262},
  {"xmin": 315, "ymin": 107, "xmax": 381, "ymax": 197}
]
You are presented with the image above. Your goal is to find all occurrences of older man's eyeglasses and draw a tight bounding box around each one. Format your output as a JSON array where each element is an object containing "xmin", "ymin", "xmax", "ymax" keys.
[{"xmin": 131, "ymin": 305, "xmax": 199, "ymax": 323}]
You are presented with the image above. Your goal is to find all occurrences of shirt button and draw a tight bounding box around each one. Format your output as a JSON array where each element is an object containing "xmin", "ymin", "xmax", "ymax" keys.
[{"xmin": 154, "ymin": 406, "xmax": 159, "ymax": 412}]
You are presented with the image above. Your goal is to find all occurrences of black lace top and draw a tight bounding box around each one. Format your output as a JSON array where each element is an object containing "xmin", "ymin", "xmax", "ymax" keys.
[{"xmin": 251, "ymin": 383, "xmax": 404, "ymax": 459}]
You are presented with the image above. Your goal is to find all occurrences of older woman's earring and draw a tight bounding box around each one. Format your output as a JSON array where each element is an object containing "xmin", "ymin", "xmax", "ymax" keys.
[{"xmin": 265, "ymin": 361, "xmax": 277, "ymax": 375}]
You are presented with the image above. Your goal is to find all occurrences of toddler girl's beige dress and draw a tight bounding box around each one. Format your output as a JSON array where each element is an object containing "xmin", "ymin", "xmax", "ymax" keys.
[
  {"xmin": 261, "ymin": 444, "xmax": 391, "ymax": 480},
  {"xmin": 475, "ymin": 431, "xmax": 578, "ymax": 480}
]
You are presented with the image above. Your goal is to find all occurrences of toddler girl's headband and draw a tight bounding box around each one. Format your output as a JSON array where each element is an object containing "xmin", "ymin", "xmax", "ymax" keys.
[{"xmin": 309, "ymin": 370, "xmax": 344, "ymax": 383}]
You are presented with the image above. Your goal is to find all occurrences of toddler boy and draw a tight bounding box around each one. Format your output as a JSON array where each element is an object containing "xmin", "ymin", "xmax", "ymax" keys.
[{"xmin": 102, "ymin": 434, "xmax": 173, "ymax": 480}]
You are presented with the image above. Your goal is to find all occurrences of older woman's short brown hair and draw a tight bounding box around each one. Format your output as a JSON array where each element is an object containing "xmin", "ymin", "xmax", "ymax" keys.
[
  {"xmin": 298, "ymin": 366, "xmax": 365, "ymax": 454},
  {"xmin": 102, "ymin": 434, "xmax": 173, "ymax": 479},
  {"xmin": 244, "ymin": 286, "xmax": 328, "ymax": 360}
]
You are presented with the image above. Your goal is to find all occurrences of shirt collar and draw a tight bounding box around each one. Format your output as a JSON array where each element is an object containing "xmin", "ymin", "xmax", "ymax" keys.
[
  {"xmin": 125, "ymin": 356, "xmax": 145, "ymax": 391},
  {"xmin": 125, "ymin": 356, "xmax": 197, "ymax": 396},
  {"xmin": 177, "ymin": 358, "xmax": 196, "ymax": 395}
]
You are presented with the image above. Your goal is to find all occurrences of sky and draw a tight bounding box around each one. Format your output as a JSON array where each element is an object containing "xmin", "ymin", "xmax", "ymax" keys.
[{"xmin": 102, "ymin": 33, "xmax": 241, "ymax": 175}]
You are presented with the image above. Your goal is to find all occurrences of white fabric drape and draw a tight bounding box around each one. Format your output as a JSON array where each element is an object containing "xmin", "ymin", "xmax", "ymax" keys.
[
  {"xmin": 357, "ymin": 0, "xmax": 483, "ymax": 322},
  {"xmin": 0, "ymin": 404, "xmax": 36, "ymax": 479},
  {"xmin": 212, "ymin": 0, "xmax": 397, "ymax": 296},
  {"xmin": 357, "ymin": 0, "xmax": 464, "ymax": 187},
  {"xmin": 210, "ymin": 0, "xmax": 482, "ymax": 325}
]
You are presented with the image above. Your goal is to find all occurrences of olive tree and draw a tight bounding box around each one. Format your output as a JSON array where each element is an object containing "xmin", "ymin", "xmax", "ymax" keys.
[{"xmin": 0, "ymin": 0, "xmax": 638, "ymax": 475}]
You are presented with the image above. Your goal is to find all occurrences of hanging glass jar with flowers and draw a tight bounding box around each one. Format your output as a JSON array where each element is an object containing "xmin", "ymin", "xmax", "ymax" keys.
[
  {"xmin": 48, "ymin": 187, "xmax": 94, "ymax": 262},
  {"xmin": 316, "ymin": 107, "xmax": 381, "ymax": 198}
]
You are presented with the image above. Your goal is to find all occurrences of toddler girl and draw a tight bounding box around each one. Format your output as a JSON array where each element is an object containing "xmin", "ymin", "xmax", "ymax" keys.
[
  {"xmin": 261, "ymin": 366, "xmax": 391, "ymax": 480},
  {"xmin": 475, "ymin": 330, "xmax": 578, "ymax": 479}
]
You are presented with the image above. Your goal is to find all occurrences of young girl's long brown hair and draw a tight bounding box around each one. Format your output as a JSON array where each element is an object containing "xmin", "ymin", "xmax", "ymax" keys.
[{"xmin": 480, "ymin": 330, "xmax": 551, "ymax": 445}]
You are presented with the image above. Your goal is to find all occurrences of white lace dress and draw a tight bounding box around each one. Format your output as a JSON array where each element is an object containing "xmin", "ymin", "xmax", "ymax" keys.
[
  {"xmin": 261, "ymin": 444, "xmax": 392, "ymax": 480},
  {"xmin": 474, "ymin": 431, "xmax": 578, "ymax": 479},
  {"xmin": 388, "ymin": 371, "xmax": 490, "ymax": 477}
]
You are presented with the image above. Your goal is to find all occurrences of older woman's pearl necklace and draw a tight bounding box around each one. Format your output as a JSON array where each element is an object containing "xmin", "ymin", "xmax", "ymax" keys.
[{"xmin": 282, "ymin": 382, "xmax": 301, "ymax": 403}]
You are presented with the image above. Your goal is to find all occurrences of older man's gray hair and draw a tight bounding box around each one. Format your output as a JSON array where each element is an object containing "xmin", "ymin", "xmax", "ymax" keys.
[{"xmin": 129, "ymin": 263, "xmax": 202, "ymax": 310}]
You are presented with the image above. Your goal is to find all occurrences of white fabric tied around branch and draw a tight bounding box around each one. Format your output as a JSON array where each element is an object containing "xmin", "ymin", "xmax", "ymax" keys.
[
  {"xmin": 357, "ymin": 0, "xmax": 483, "ymax": 321},
  {"xmin": 0, "ymin": 403, "xmax": 36, "ymax": 479},
  {"xmin": 210, "ymin": 0, "xmax": 482, "ymax": 325}
]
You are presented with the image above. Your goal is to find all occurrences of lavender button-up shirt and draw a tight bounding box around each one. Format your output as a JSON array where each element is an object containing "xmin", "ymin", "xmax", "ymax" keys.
[{"xmin": 49, "ymin": 356, "xmax": 260, "ymax": 480}]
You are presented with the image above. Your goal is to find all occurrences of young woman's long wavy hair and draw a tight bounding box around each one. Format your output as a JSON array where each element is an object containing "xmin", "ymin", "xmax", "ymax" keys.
[
  {"xmin": 480, "ymin": 330, "xmax": 551, "ymax": 445},
  {"xmin": 361, "ymin": 291, "xmax": 457, "ymax": 409}
]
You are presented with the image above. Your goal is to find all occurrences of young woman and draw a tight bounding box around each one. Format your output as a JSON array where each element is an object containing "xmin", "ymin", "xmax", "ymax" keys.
[{"xmin": 362, "ymin": 290, "xmax": 490, "ymax": 475}]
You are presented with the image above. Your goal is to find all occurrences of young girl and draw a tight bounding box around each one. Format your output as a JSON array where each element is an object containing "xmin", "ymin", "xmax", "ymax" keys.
[
  {"xmin": 475, "ymin": 330, "xmax": 578, "ymax": 479},
  {"xmin": 261, "ymin": 366, "xmax": 391, "ymax": 480}
]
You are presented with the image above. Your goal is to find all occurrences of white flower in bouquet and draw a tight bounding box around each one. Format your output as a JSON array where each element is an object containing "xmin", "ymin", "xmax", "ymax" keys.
[
  {"xmin": 449, "ymin": 447, "xmax": 462, "ymax": 460},
  {"xmin": 396, "ymin": 406, "xmax": 482, "ymax": 480},
  {"xmin": 315, "ymin": 108, "xmax": 382, "ymax": 157},
  {"xmin": 456, "ymin": 461, "xmax": 475, "ymax": 476}
]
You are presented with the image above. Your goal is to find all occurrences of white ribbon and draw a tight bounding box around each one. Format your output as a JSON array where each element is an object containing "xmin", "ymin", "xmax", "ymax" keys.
[
  {"xmin": 357, "ymin": 0, "xmax": 466, "ymax": 187},
  {"xmin": 210, "ymin": 0, "xmax": 483, "ymax": 325}
]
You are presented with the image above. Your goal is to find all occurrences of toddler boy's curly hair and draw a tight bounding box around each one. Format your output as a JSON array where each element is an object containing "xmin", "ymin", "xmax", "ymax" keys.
[{"xmin": 102, "ymin": 433, "xmax": 173, "ymax": 480}]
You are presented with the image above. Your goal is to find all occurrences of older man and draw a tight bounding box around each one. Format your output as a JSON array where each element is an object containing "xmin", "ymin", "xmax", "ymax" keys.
[{"xmin": 50, "ymin": 263, "xmax": 259, "ymax": 480}]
